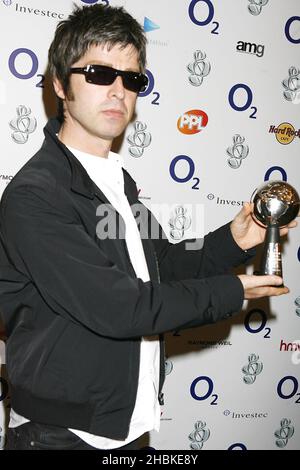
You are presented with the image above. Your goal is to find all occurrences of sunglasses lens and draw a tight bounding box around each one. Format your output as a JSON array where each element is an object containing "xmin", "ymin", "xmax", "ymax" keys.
[
  {"xmin": 87, "ymin": 68, "xmax": 115, "ymax": 86},
  {"xmin": 86, "ymin": 66, "xmax": 148, "ymax": 93},
  {"xmin": 124, "ymin": 74, "xmax": 148, "ymax": 93}
]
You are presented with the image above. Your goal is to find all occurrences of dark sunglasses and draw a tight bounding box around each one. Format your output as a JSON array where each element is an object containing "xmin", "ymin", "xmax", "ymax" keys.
[{"xmin": 69, "ymin": 64, "xmax": 148, "ymax": 93}]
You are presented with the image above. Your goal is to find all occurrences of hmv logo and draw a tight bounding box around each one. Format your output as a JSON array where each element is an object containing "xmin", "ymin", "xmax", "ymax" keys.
[{"xmin": 236, "ymin": 40, "xmax": 265, "ymax": 58}]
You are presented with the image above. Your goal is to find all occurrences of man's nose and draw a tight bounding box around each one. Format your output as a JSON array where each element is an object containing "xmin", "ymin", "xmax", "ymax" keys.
[{"xmin": 108, "ymin": 75, "xmax": 125, "ymax": 99}]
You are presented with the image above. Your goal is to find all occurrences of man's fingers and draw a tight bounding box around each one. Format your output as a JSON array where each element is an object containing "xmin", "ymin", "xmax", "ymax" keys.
[
  {"xmin": 246, "ymin": 285, "xmax": 289, "ymax": 299},
  {"xmin": 238, "ymin": 274, "xmax": 290, "ymax": 299},
  {"xmin": 288, "ymin": 220, "xmax": 298, "ymax": 228},
  {"xmin": 252, "ymin": 275, "xmax": 283, "ymax": 288}
]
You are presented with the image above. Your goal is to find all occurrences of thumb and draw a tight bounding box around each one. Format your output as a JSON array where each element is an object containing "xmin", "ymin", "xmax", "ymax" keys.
[
  {"xmin": 256, "ymin": 275, "xmax": 283, "ymax": 287},
  {"xmin": 238, "ymin": 274, "xmax": 283, "ymax": 289},
  {"xmin": 242, "ymin": 201, "xmax": 252, "ymax": 216}
]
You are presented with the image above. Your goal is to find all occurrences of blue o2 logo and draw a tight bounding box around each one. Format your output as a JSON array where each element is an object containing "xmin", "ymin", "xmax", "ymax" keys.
[
  {"xmin": 228, "ymin": 84, "xmax": 257, "ymax": 119},
  {"xmin": 8, "ymin": 48, "xmax": 44, "ymax": 88},
  {"xmin": 139, "ymin": 69, "xmax": 160, "ymax": 105},
  {"xmin": 169, "ymin": 155, "xmax": 200, "ymax": 190},
  {"xmin": 188, "ymin": 0, "xmax": 219, "ymax": 34},
  {"xmin": 277, "ymin": 376, "xmax": 300, "ymax": 403},
  {"xmin": 264, "ymin": 166, "xmax": 287, "ymax": 182},
  {"xmin": 228, "ymin": 443, "xmax": 247, "ymax": 450},
  {"xmin": 9, "ymin": 48, "xmax": 38, "ymax": 79},
  {"xmin": 297, "ymin": 247, "xmax": 300, "ymax": 262},
  {"xmin": 244, "ymin": 309, "xmax": 271, "ymax": 338},
  {"xmin": 190, "ymin": 376, "xmax": 218, "ymax": 404},
  {"xmin": 285, "ymin": 16, "xmax": 300, "ymax": 44},
  {"xmin": 81, "ymin": 0, "xmax": 109, "ymax": 5}
]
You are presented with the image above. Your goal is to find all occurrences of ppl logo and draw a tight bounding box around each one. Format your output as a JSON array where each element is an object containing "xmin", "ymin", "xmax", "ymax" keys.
[{"xmin": 177, "ymin": 110, "xmax": 208, "ymax": 135}]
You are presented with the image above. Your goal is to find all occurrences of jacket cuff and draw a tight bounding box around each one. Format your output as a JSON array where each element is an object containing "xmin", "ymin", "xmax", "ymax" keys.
[
  {"xmin": 206, "ymin": 274, "xmax": 244, "ymax": 320},
  {"xmin": 206, "ymin": 222, "xmax": 256, "ymax": 268}
]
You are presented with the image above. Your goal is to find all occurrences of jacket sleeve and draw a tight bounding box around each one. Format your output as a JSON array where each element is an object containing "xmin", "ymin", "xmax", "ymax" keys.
[
  {"xmin": 148, "ymin": 209, "xmax": 255, "ymax": 282},
  {"xmin": 0, "ymin": 184, "xmax": 245, "ymax": 339}
]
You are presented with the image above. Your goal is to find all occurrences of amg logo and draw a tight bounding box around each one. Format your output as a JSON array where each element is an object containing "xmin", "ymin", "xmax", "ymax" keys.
[{"xmin": 236, "ymin": 40, "xmax": 265, "ymax": 57}]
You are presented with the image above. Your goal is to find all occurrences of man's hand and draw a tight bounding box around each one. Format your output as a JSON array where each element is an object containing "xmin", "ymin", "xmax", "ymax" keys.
[
  {"xmin": 238, "ymin": 274, "xmax": 289, "ymax": 299},
  {"xmin": 230, "ymin": 202, "xmax": 298, "ymax": 251}
]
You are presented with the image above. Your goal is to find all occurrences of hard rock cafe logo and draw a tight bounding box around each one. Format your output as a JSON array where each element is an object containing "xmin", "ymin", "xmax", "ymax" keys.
[
  {"xmin": 187, "ymin": 50, "xmax": 211, "ymax": 87},
  {"xmin": 226, "ymin": 134, "xmax": 249, "ymax": 169},
  {"xmin": 168, "ymin": 206, "xmax": 191, "ymax": 241},
  {"xmin": 9, "ymin": 105, "xmax": 37, "ymax": 144},
  {"xmin": 242, "ymin": 353, "xmax": 263, "ymax": 384},
  {"xmin": 274, "ymin": 418, "xmax": 294, "ymax": 448},
  {"xmin": 248, "ymin": 0, "xmax": 269, "ymax": 16},
  {"xmin": 127, "ymin": 121, "xmax": 152, "ymax": 157},
  {"xmin": 282, "ymin": 67, "xmax": 300, "ymax": 104},
  {"xmin": 177, "ymin": 109, "xmax": 208, "ymax": 135},
  {"xmin": 269, "ymin": 123, "xmax": 300, "ymax": 145},
  {"xmin": 188, "ymin": 421, "xmax": 210, "ymax": 450}
]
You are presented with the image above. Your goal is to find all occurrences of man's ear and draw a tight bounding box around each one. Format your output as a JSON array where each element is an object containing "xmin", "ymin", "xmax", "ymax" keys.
[{"xmin": 53, "ymin": 76, "xmax": 66, "ymax": 100}]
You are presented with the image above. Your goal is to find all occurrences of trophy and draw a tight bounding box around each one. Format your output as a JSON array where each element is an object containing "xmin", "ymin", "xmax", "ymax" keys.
[{"xmin": 251, "ymin": 180, "xmax": 299, "ymax": 278}]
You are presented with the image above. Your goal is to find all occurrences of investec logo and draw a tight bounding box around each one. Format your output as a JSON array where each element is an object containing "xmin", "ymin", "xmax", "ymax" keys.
[
  {"xmin": 224, "ymin": 410, "xmax": 268, "ymax": 419},
  {"xmin": 269, "ymin": 123, "xmax": 300, "ymax": 145},
  {"xmin": 177, "ymin": 109, "xmax": 208, "ymax": 135}
]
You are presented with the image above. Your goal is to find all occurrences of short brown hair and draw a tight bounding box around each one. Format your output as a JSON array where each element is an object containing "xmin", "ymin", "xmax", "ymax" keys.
[{"xmin": 48, "ymin": 4, "xmax": 147, "ymax": 120}]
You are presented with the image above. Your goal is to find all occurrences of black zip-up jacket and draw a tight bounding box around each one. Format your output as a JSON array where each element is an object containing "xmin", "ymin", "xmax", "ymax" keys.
[{"xmin": 0, "ymin": 118, "xmax": 253, "ymax": 440}]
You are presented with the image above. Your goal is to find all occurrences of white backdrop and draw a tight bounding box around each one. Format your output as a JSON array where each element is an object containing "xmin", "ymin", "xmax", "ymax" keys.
[{"xmin": 0, "ymin": 0, "xmax": 299, "ymax": 450}]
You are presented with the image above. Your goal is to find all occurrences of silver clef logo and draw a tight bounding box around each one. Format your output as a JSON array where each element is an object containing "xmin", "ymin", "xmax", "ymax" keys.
[
  {"xmin": 227, "ymin": 134, "xmax": 249, "ymax": 169},
  {"xmin": 242, "ymin": 353, "xmax": 263, "ymax": 384},
  {"xmin": 127, "ymin": 121, "xmax": 152, "ymax": 157},
  {"xmin": 9, "ymin": 105, "xmax": 37, "ymax": 144},
  {"xmin": 295, "ymin": 296, "xmax": 300, "ymax": 317},
  {"xmin": 274, "ymin": 418, "xmax": 294, "ymax": 448},
  {"xmin": 188, "ymin": 421, "xmax": 210, "ymax": 450},
  {"xmin": 0, "ymin": 426, "xmax": 4, "ymax": 450},
  {"xmin": 187, "ymin": 50, "xmax": 211, "ymax": 87},
  {"xmin": 165, "ymin": 359, "xmax": 173, "ymax": 376},
  {"xmin": 248, "ymin": 0, "xmax": 269, "ymax": 16},
  {"xmin": 168, "ymin": 206, "xmax": 191, "ymax": 241},
  {"xmin": 282, "ymin": 67, "xmax": 300, "ymax": 104}
]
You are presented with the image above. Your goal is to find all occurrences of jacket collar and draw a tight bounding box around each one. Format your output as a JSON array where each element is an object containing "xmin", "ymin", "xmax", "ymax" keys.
[{"xmin": 43, "ymin": 118, "xmax": 139, "ymax": 205}]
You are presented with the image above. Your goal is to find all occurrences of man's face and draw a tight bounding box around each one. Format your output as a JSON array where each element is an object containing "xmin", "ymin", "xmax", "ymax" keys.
[{"xmin": 54, "ymin": 43, "xmax": 140, "ymax": 150}]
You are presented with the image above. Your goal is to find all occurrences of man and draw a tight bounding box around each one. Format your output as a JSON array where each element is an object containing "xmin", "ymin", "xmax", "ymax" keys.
[{"xmin": 0, "ymin": 4, "xmax": 295, "ymax": 450}]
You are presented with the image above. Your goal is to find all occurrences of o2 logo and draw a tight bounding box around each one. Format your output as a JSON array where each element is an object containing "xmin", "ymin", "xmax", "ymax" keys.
[
  {"xmin": 228, "ymin": 84, "xmax": 257, "ymax": 119},
  {"xmin": 228, "ymin": 443, "xmax": 247, "ymax": 450},
  {"xmin": 297, "ymin": 247, "xmax": 300, "ymax": 262},
  {"xmin": 285, "ymin": 16, "xmax": 300, "ymax": 44},
  {"xmin": 264, "ymin": 166, "xmax": 287, "ymax": 182},
  {"xmin": 139, "ymin": 69, "xmax": 160, "ymax": 105},
  {"xmin": 8, "ymin": 48, "xmax": 44, "ymax": 88},
  {"xmin": 169, "ymin": 155, "xmax": 200, "ymax": 190},
  {"xmin": 277, "ymin": 376, "xmax": 300, "ymax": 404},
  {"xmin": 190, "ymin": 375, "xmax": 218, "ymax": 405},
  {"xmin": 244, "ymin": 309, "xmax": 271, "ymax": 338},
  {"xmin": 188, "ymin": 0, "xmax": 219, "ymax": 35},
  {"xmin": 81, "ymin": 0, "xmax": 109, "ymax": 4}
]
